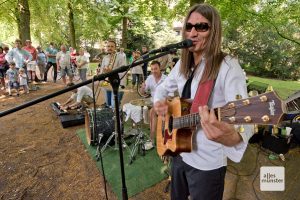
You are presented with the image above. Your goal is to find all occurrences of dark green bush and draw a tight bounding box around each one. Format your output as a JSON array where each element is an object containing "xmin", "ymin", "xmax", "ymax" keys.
[{"xmin": 247, "ymin": 81, "xmax": 269, "ymax": 94}]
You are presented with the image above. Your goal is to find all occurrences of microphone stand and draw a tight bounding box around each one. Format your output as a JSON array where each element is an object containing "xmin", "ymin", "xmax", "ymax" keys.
[{"xmin": 0, "ymin": 48, "xmax": 177, "ymax": 200}]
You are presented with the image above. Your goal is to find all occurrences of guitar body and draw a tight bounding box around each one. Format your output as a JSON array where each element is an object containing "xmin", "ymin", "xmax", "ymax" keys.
[{"xmin": 156, "ymin": 97, "xmax": 194, "ymax": 156}]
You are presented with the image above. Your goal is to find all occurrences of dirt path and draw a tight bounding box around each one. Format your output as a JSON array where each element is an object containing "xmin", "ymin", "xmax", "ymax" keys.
[{"xmin": 0, "ymin": 79, "xmax": 169, "ymax": 200}]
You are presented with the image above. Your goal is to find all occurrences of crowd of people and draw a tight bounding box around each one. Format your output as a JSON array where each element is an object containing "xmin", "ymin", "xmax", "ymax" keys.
[
  {"xmin": 0, "ymin": 38, "xmax": 178, "ymax": 97},
  {"xmin": 0, "ymin": 39, "xmax": 93, "ymax": 97}
]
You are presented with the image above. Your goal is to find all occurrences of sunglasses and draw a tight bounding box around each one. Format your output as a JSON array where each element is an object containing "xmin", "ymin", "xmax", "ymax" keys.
[{"xmin": 185, "ymin": 22, "xmax": 210, "ymax": 32}]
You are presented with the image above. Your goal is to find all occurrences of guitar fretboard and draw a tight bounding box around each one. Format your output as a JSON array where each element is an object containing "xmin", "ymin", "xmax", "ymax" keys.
[{"xmin": 173, "ymin": 113, "xmax": 201, "ymax": 129}]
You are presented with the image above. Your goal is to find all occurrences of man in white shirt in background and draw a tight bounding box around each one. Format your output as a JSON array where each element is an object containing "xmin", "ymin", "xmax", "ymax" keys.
[
  {"xmin": 142, "ymin": 60, "xmax": 167, "ymax": 144},
  {"xmin": 60, "ymin": 82, "xmax": 93, "ymax": 110},
  {"xmin": 56, "ymin": 45, "xmax": 73, "ymax": 85}
]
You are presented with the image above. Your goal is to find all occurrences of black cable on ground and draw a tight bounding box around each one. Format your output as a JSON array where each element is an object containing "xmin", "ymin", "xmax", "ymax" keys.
[
  {"xmin": 227, "ymin": 144, "xmax": 261, "ymax": 200},
  {"xmin": 92, "ymin": 76, "xmax": 108, "ymax": 200}
]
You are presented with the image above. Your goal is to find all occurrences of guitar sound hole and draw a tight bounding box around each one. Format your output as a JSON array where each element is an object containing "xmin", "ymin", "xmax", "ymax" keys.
[{"xmin": 168, "ymin": 116, "xmax": 173, "ymax": 133}]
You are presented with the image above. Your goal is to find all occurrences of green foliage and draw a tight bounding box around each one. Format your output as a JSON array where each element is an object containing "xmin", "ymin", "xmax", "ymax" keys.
[
  {"xmin": 1, "ymin": 0, "xmax": 299, "ymax": 82},
  {"xmin": 219, "ymin": 0, "xmax": 300, "ymax": 81},
  {"xmin": 247, "ymin": 81, "xmax": 269, "ymax": 94}
]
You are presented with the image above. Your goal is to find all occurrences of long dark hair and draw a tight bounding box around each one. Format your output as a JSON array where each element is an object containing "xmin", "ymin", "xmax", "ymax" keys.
[{"xmin": 180, "ymin": 3, "xmax": 226, "ymax": 82}]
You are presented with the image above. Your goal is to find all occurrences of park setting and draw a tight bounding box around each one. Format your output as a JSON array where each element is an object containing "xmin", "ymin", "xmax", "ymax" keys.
[{"xmin": 0, "ymin": 0, "xmax": 300, "ymax": 200}]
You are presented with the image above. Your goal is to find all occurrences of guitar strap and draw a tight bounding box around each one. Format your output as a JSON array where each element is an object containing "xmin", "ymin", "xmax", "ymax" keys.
[
  {"xmin": 107, "ymin": 52, "xmax": 117, "ymax": 70},
  {"xmin": 190, "ymin": 78, "xmax": 217, "ymax": 114}
]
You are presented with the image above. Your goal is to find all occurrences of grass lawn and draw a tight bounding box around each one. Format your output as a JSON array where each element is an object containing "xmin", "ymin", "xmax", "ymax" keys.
[{"xmin": 248, "ymin": 76, "xmax": 300, "ymax": 99}]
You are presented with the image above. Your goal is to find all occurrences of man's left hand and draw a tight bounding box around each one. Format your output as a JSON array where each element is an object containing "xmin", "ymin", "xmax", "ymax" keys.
[{"xmin": 198, "ymin": 105, "xmax": 241, "ymax": 146}]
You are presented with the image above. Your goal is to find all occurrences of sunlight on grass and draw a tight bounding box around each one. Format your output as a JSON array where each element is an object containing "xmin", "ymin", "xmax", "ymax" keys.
[{"xmin": 248, "ymin": 76, "xmax": 300, "ymax": 99}]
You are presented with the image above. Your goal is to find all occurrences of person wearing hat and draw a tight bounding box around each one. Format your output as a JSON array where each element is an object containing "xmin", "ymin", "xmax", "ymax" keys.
[{"xmin": 130, "ymin": 50, "xmax": 143, "ymax": 90}]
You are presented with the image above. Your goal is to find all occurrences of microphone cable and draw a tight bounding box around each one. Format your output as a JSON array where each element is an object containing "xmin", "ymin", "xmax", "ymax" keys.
[{"xmin": 92, "ymin": 76, "xmax": 109, "ymax": 200}]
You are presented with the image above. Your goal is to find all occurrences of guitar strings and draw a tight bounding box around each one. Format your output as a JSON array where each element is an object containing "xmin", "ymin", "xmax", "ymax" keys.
[{"xmin": 172, "ymin": 98, "xmax": 272, "ymax": 128}]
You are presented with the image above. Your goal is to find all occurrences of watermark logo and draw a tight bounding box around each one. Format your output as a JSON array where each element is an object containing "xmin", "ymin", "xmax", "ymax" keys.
[
  {"xmin": 260, "ymin": 166, "xmax": 285, "ymax": 191},
  {"xmin": 268, "ymin": 100, "xmax": 276, "ymax": 116}
]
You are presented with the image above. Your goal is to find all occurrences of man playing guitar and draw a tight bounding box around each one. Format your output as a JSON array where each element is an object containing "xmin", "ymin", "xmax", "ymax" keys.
[{"xmin": 153, "ymin": 3, "xmax": 254, "ymax": 200}]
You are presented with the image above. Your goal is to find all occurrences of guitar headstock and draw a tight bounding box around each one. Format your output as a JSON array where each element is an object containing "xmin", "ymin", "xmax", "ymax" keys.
[{"xmin": 219, "ymin": 91, "xmax": 286, "ymax": 125}]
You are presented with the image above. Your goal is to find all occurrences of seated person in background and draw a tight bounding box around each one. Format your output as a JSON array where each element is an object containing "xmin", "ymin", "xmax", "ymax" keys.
[
  {"xmin": 141, "ymin": 61, "xmax": 167, "ymax": 144},
  {"xmin": 60, "ymin": 83, "xmax": 94, "ymax": 110}
]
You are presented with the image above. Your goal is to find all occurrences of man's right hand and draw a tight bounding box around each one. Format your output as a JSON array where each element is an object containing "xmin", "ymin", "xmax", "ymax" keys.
[{"xmin": 154, "ymin": 99, "xmax": 168, "ymax": 116}]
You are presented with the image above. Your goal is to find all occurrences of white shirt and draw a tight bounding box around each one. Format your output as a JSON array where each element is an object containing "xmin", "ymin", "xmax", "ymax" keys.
[
  {"xmin": 131, "ymin": 63, "xmax": 143, "ymax": 75},
  {"xmin": 71, "ymin": 86, "xmax": 93, "ymax": 103},
  {"xmin": 56, "ymin": 51, "xmax": 71, "ymax": 68},
  {"xmin": 76, "ymin": 55, "xmax": 88, "ymax": 69},
  {"xmin": 154, "ymin": 56, "xmax": 254, "ymax": 170},
  {"xmin": 145, "ymin": 74, "xmax": 167, "ymax": 102}
]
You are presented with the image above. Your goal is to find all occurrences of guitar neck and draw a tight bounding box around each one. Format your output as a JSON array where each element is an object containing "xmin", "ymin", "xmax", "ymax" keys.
[
  {"xmin": 172, "ymin": 112, "xmax": 202, "ymax": 129},
  {"xmin": 172, "ymin": 91, "xmax": 286, "ymax": 129}
]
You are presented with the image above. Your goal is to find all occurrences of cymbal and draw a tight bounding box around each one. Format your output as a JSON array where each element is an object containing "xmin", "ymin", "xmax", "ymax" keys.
[{"xmin": 130, "ymin": 98, "xmax": 152, "ymax": 107}]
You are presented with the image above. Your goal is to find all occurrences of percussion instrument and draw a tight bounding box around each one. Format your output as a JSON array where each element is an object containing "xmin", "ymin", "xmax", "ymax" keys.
[
  {"xmin": 130, "ymin": 98, "xmax": 152, "ymax": 108},
  {"xmin": 50, "ymin": 102, "xmax": 85, "ymax": 128},
  {"xmin": 50, "ymin": 102, "xmax": 68, "ymax": 115},
  {"xmin": 85, "ymin": 108, "xmax": 115, "ymax": 146}
]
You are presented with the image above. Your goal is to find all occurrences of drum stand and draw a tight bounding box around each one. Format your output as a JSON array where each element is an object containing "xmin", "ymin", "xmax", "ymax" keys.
[
  {"xmin": 96, "ymin": 114, "xmax": 130, "ymax": 161},
  {"xmin": 129, "ymin": 105, "xmax": 150, "ymax": 164}
]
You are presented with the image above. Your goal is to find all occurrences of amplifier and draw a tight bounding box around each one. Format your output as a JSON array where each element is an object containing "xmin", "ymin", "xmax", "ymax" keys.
[{"xmin": 59, "ymin": 113, "xmax": 85, "ymax": 128}]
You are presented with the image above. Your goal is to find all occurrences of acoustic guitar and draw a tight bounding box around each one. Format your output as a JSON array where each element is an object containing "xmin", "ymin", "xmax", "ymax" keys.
[{"xmin": 156, "ymin": 91, "xmax": 286, "ymax": 156}]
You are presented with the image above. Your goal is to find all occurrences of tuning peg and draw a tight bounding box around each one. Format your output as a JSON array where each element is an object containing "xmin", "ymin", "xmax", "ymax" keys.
[
  {"xmin": 239, "ymin": 125, "xmax": 245, "ymax": 133},
  {"xmin": 229, "ymin": 117, "xmax": 236, "ymax": 122},
  {"xmin": 254, "ymin": 124, "xmax": 259, "ymax": 133},
  {"xmin": 242, "ymin": 99, "xmax": 250, "ymax": 105},
  {"xmin": 228, "ymin": 103, "xmax": 235, "ymax": 108},
  {"xmin": 260, "ymin": 95, "xmax": 268, "ymax": 102},
  {"xmin": 272, "ymin": 125, "xmax": 279, "ymax": 135},
  {"xmin": 261, "ymin": 115, "xmax": 270, "ymax": 122},
  {"xmin": 249, "ymin": 90, "xmax": 259, "ymax": 97},
  {"xmin": 235, "ymin": 94, "xmax": 242, "ymax": 100},
  {"xmin": 266, "ymin": 85, "xmax": 274, "ymax": 92},
  {"xmin": 244, "ymin": 116, "xmax": 252, "ymax": 123}
]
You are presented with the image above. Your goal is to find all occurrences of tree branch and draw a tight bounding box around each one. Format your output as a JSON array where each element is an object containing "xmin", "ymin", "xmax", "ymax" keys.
[
  {"xmin": 235, "ymin": 1, "xmax": 300, "ymax": 46},
  {"xmin": 0, "ymin": 0, "xmax": 12, "ymax": 6}
]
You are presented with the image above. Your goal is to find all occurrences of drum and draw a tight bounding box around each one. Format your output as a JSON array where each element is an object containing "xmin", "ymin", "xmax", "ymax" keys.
[{"xmin": 85, "ymin": 108, "xmax": 115, "ymax": 146}]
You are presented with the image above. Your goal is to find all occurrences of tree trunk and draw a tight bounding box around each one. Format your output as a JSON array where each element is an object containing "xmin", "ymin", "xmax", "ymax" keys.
[
  {"xmin": 121, "ymin": 6, "xmax": 129, "ymax": 49},
  {"xmin": 68, "ymin": 1, "xmax": 76, "ymax": 49},
  {"xmin": 190, "ymin": 0, "xmax": 205, "ymax": 6},
  {"xmin": 16, "ymin": 0, "xmax": 31, "ymax": 45}
]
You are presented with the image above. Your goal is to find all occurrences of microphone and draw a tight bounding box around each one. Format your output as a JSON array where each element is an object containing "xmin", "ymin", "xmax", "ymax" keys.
[{"xmin": 148, "ymin": 39, "xmax": 193, "ymax": 54}]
